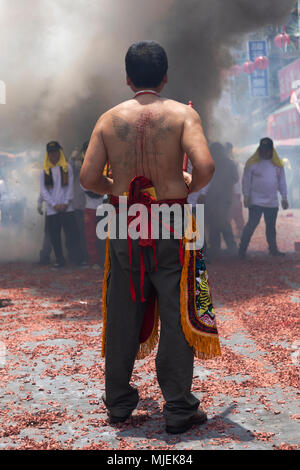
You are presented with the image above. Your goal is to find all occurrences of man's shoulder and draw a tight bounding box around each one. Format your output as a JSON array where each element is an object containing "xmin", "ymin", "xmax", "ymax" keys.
[
  {"xmin": 97, "ymin": 98, "xmax": 192, "ymax": 121},
  {"xmin": 94, "ymin": 101, "xmax": 132, "ymax": 130}
]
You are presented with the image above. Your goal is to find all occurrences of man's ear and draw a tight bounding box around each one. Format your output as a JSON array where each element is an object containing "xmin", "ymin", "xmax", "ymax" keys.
[
  {"xmin": 164, "ymin": 72, "xmax": 168, "ymax": 85},
  {"xmin": 126, "ymin": 74, "xmax": 132, "ymax": 87}
]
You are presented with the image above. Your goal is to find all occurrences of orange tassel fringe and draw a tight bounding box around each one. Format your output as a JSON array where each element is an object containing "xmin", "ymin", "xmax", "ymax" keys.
[
  {"xmin": 101, "ymin": 211, "xmax": 221, "ymax": 360},
  {"xmin": 101, "ymin": 235, "xmax": 111, "ymax": 358}
]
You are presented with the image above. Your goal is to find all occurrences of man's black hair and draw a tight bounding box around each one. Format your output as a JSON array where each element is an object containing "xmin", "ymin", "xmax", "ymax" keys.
[
  {"xmin": 125, "ymin": 40, "xmax": 168, "ymax": 88},
  {"xmin": 81, "ymin": 140, "xmax": 89, "ymax": 156},
  {"xmin": 259, "ymin": 137, "xmax": 273, "ymax": 150},
  {"xmin": 209, "ymin": 142, "xmax": 226, "ymax": 160},
  {"xmin": 47, "ymin": 141, "xmax": 62, "ymax": 153}
]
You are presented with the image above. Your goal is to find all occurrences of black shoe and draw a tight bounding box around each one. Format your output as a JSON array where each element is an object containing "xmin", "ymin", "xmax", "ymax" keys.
[
  {"xmin": 108, "ymin": 412, "xmax": 132, "ymax": 424},
  {"xmin": 52, "ymin": 262, "xmax": 65, "ymax": 270},
  {"xmin": 78, "ymin": 261, "xmax": 89, "ymax": 268},
  {"xmin": 166, "ymin": 409, "xmax": 208, "ymax": 434},
  {"xmin": 270, "ymin": 250, "xmax": 285, "ymax": 257}
]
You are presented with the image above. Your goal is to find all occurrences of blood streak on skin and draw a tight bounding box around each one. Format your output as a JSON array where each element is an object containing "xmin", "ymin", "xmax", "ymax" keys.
[{"xmin": 134, "ymin": 112, "xmax": 157, "ymax": 178}]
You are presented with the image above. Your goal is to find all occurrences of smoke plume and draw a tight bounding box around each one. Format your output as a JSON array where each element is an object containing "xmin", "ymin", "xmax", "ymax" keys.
[
  {"xmin": 0, "ymin": 0, "xmax": 295, "ymax": 261},
  {"xmin": 0, "ymin": 0, "xmax": 295, "ymax": 152}
]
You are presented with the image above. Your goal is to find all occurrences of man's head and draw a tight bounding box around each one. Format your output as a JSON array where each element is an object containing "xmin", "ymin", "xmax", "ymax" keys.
[
  {"xmin": 81, "ymin": 140, "xmax": 89, "ymax": 156},
  {"xmin": 259, "ymin": 138, "xmax": 273, "ymax": 160},
  {"xmin": 125, "ymin": 40, "xmax": 168, "ymax": 91},
  {"xmin": 46, "ymin": 141, "xmax": 62, "ymax": 165},
  {"xmin": 209, "ymin": 142, "xmax": 226, "ymax": 162},
  {"xmin": 225, "ymin": 142, "xmax": 233, "ymax": 158}
]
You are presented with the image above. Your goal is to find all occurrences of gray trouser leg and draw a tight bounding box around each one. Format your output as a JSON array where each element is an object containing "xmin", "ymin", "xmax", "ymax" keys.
[
  {"xmin": 104, "ymin": 239, "xmax": 151, "ymax": 417},
  {"xmin": 149, "ymin": 239, "xmax": 200, "ymax": 426},
  {"xmin": 104, "ymin": 236, "xmax": 199, "ymax": 424}
]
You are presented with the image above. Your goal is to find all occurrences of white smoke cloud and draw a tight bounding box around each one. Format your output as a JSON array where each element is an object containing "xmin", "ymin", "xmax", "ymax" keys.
[{"xmin": 0, "ymin": 0, "xmax": 294, "ymax": 261}]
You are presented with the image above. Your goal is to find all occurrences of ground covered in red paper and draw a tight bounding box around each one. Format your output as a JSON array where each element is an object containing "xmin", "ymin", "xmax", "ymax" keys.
[{"xmin": 0, "ymin": 209, "xmax": 299, "ymax": 450}]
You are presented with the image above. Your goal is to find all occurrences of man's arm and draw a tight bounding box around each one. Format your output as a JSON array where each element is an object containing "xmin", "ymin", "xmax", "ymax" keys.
[
  {"xmin": 62, "ymin": 163, "xmax": 74, "ymax": 207},
  {"xmin": 37, "ymin": 192, "xmax": 43, "ymax": 215},
  {"xmin": 80, "ymin": 115, "xmax": 113, "ymax": 195},
  {"xmin": 242, "ymin": 166, "xmax": 252, "ymax": 208},
  {"xmin": 40, "ymin": 171, "xmax": 55, "ymax": 208},
  {"xmin": 231, "ymin": 160, "xmax": 240, "ymax": 185},
  {"xmin": 278, "ymin": 167, "xmax": 288, "ymax": 209},
  {"xmin": 181, "ymin": 107, "xmax": 215, "ymax": 193}
]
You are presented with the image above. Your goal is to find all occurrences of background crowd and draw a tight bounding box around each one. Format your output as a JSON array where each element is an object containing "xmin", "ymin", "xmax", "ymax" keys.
[{"xmin": 0, "ymin": 138, "xmax": 299, "ymax": 268}]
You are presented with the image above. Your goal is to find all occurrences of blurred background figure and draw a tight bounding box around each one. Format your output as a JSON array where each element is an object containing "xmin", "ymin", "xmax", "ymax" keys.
[
  {"xmin": 0, "ymin": 171, "xmax": 8, "ymax": 226},
  {"xmin": 37, "ymin": 192, "xmax": 52, "ymax": 265},
  {"xmin": 69, "ymin": 146, "xmax": 89, "ymax": 264},
  {"xmin": 205, "ymin": 142, "xmax": 239, "ymax": 260},
  {"xmin": 80, "ymin": 141, "xmax": 106, "ymax": 269},
  {"xmin": 186, "ymin": 160, "xmax": 211, "ymax": 261},
  {"xmin": 285, "ymin": 156, "xmax": 300, "ymax": 209},
  {"xmin": 0, "ymin": 170, "xmax": 26, "ymax": 227},
  {"xmin": 40, "ymin": 141, "xmax": 87, "ymax": 269},
  {"xmin": 226, "ymin": 143, "xmax": 245, "ymax": 240},
  {"xmin": 239, "ymin": 138, "xmax": 289, "ymax": 259}
]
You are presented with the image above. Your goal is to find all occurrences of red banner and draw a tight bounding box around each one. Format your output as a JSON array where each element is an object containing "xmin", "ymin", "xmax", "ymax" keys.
[
  {"xmin": 278, "ymin": 58, "xmax": 300, "ymax": 102},
  {"xmin": 268, "ymin": 105, "xmax": 300, "ymax": 140}
]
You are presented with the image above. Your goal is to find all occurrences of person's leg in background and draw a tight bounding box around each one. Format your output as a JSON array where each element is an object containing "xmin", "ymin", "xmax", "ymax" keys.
[
  {"xmin": 39, "ymin": 215, "xmax": 52, "ymax": 265},
  {"xmin": 84, "ymin": 208, "xmax": 102, "ymax": 267},
  {"xmin": 221, "ymin": 202, "xmax": 238, "ymax": 255},
  {"xmin": 206, "ymin": 208, "xmax": 222, "ymax": 260},
  {"xmin": 47, "ymin": 213, "xmax": 65, "ymax": 266},
  {"xmin": 1, "ymin": 201, "xmax": 11, "ymax": 227},
  {"xmin": 61, "ymin": 211, "xmax": 85, "ymax": 265},
  {"xmin": 74, "ymin": 209, "xmax": 88, "ymax": 263},
  {"xmin": 263, "ymin": 207, "xmax": 282, "ymax": 256},
  {"xmin": 230, "ymin": 194, "xmax": 245, "ymax": 238},
  {"xmin": 239, "ymin": 205, "xmax": 263, "ymax": 258}
]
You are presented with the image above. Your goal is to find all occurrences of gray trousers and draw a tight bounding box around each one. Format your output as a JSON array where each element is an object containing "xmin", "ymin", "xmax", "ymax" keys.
[{"xmin": 104, "ymin": 235, "xmax": 200, "ymax": 426}]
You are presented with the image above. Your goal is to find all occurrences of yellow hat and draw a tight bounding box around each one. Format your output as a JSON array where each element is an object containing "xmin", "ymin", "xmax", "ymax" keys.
[
  {"xmin": 43, "ymin": 148, "xmax": 68, "ymax": 175},
  {"xmin": 246, "ymin": 147, "xmax": 284, "ymax": 168}
]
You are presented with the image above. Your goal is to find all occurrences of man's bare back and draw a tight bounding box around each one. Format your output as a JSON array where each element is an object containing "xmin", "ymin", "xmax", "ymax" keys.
[
  {"xmin": 103, "ymin": 95, "xmax": 189, "ymax": 199},
  {"xmin": 81, "ymin": 95, "xmax": 214, "ymax": 200}
]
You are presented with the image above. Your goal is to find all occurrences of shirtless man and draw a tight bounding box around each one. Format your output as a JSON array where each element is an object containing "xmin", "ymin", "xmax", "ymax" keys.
[{"xmin": 80, "ymin": 41, "xmax": 215, "ymax": 434}]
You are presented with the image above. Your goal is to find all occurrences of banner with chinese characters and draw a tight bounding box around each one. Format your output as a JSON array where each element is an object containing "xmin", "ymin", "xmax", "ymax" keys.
[{"xmin": 248, "ymin": 40, "xmax": 269, "ymax": 98}]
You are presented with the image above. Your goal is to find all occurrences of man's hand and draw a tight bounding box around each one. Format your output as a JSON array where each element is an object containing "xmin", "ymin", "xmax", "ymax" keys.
[
  {"xmin": 244, "ymin": 196, "xmax": 251, "ymax": 208},
  {"xmin": 54, "ymin": 204, "xmax": 68, "ymax": 212},
  {"xmin": 282, "ymin": 199, "xmax": 289, "ymax": 210},
  {"xmin": 183, "ymin": 171, "xmax": 192, "ymax": 188},
  {"xmin": 37, "ymin": 204, "xmax": 43, "ymax": 215}
]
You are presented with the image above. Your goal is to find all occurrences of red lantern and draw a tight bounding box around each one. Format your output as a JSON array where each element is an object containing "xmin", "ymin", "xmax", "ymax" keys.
[
  {"xmin": 230, "ymin": 65, "xmax": 242, "ymax": 77},
  {"xmin": 242, "ymin": 61, "xmax": 256, "ymax": 74},
  {"xmin": 254, "ymin": 56, "xmax": 270, "ymax": 70},
  {"xmin": 274, "ymin": 33, "xmax": 291, "ymax": 49}
]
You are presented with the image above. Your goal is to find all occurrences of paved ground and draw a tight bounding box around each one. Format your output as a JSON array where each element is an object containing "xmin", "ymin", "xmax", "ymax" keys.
[{"xmin": 0, "ymin": 209, "xmax": 299, "ymax": 450}]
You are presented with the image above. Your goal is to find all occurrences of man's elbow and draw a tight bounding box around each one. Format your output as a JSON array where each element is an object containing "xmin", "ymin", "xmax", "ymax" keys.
[
  {"xmin": 199, "ymin": 161, "xmax": 215, "ymax": 185},
  {"xmin": 80, "ymin": 169, "xmax": 93, "ymax": 191},
  {"xmin": 208, "ymin": 161, "xmax": 215, "ymax": 180},
  {"xmin": 192, "ymin": 162, "xmax": 215, "ymax": 192}
]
